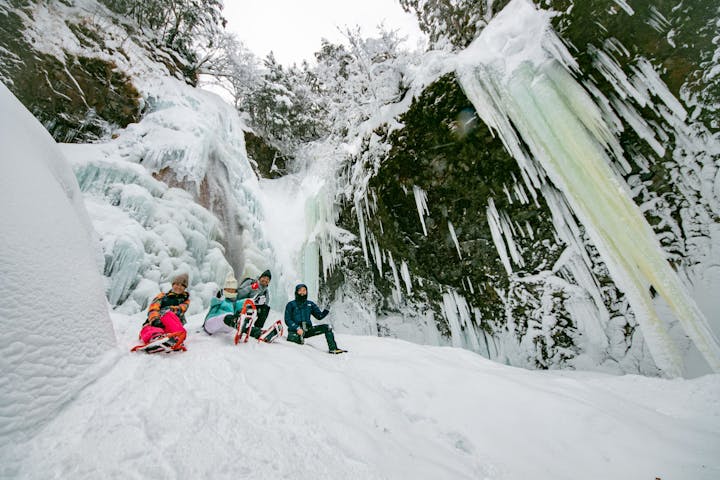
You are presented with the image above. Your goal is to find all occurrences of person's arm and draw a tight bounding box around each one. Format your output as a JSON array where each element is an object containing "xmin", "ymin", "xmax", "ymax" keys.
[
  {"xmin": 205, "ymin": 296, "xmax": 222, "ymax": 320},
  {"xmin": 176, "ymin": 294, "xmax": 190, "ymax": 315},
  {"xmin": 284, "ymin": 302, "xmax": 298, "ymax": 332},
  {"xmin": 145, "ymin": 293, "xmax": 164, "ymax": 325},
  {"xmin": 236, "ymin": 278, "xmax": 256, "ymax": 299},
  {"xmin": 310, "ymin": 301, "xmax": 329, "ymax": 320}
]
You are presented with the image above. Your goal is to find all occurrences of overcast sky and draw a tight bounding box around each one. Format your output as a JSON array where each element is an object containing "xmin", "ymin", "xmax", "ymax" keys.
[{"xmin": 223, "ymin": 0, "xmax": 426, "ymax": 66}]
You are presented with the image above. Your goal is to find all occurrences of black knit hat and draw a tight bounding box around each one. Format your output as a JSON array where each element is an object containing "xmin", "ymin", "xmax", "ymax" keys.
[{"xmin": 260, "ymin": 269, "xmax": 272, "ymax": 280}]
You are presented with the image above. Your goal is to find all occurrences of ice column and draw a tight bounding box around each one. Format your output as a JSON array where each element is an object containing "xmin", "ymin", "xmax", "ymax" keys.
[{"xmin": 456, "ymin": 0, "xmax": 720, "ymax": 376}]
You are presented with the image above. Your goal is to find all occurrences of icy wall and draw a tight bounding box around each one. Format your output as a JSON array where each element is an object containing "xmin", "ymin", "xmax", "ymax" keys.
[{"xmin": 62, "ymin": 77, "xmax": 292, "ymax": 314}]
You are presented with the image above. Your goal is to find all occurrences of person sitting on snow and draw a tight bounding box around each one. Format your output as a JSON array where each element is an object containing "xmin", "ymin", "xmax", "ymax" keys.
[
  {"xmin": 137, "ymin": 273, "xmax": 190, "ymax": 351},
  {"xmin": 284, "ymin": 283, "xmax": 345, "ymax": 354},
  {"xmin": 203, "ymin": 272, "xmax": 281, "ymax": 342},
  {"xmin": 236, "ymin": 269, "xmax": 272, "ymax": 329},
  {"xmin": 203, "ymin": 272, "xmax": 243, "ymax": 335}
]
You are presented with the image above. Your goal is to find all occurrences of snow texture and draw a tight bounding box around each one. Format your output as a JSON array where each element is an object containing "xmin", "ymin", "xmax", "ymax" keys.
[
  {"xmin": 0, "ymin": 84, "xmax": 116, "ymax": 452},
  {"xmin": 4, "ymin": 310, "xmax": 719, "ymax": 480}
]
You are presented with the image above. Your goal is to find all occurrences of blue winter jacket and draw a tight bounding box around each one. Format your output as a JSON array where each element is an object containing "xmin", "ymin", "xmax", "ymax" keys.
[{"xmin": 284, "ymin": 299, "xmax": 329, "ymax": 331}]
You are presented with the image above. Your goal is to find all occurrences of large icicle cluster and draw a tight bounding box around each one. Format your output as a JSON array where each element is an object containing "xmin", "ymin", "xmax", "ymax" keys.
[{"xmin": 455, "ymin": 0, "xmax": 720, "ymax": 376}]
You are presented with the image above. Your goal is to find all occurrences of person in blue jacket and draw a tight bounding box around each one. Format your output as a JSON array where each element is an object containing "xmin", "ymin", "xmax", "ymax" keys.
[{"xmin": 285, "ymin": 283, "xmax": 345, "ymax": 354}]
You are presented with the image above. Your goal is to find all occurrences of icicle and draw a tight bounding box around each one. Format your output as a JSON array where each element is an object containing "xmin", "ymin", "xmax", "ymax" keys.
[
  {"xmin": 370, "ymin": 233, "xmax": 383, "ymax": 275},
  {"xmin": 455, "ymin": 0, "xmax": 720, "ymax": 376},
  {"xmin": 486, "ymin": 198, "xmax": 512, "ymax": 275},
  {"xmin": 466, "ymin": 276, "xmax": 475, "ymax": 294},
  {"xmin": 525, "ymin": 221, "xmax": 534, "ymax": 240},
  {"xmin": 441, "ymin": 289, "xmax": 481, "ymax": 351},
  {"xmin": 502, "ymin": 183, "xmax": 513, "ymax": 204},
  {"xmin": 355, "ymin": 196, "xmax": 370, "ymax": 267},
  {"xmin": 400, "ymin": 260, "xmax": 412, "ymax": 295},
  {"xmin": 387, "ymin": 250, "xmax": 402, "ymax": 304},
  {"xmin": 412, "ymin": 185, "xmax": 430, "ymax": 236},
  {"xmin": 448, "ymin": 221, "xmax": 463, "ymax": 259},
  {"xmin": 611, "ymin": 0, "xmax": 634, "ymax": 16}
]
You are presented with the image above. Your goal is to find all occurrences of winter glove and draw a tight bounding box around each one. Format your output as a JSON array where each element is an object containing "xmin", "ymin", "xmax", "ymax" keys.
[
  {"xmin": 322, "ymin": 309, "xmax": 330, "ymax": 316},
  {"xmin": 223, "ymin": 314, "xmax": 237, "ymax": 328},
  {"xmin": 251, "ymin": 281, "xmax": 259, "ymax": 290},
  {"xmin": 255, "ymin": 294, "xmax": 266, "ymax": 305},
  {"xmin": 151, "ymin": 318, "xmax": 165, "ymax": 328}
]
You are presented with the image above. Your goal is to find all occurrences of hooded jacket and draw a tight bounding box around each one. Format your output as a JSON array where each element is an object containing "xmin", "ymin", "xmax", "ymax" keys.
[{"xmin": 284, "ymin": 285, "xmax": 328, "ymax": 331}]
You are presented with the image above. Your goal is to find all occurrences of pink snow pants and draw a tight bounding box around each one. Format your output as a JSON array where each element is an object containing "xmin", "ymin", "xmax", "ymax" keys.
[{"xmin": 139, "ymin": 311, "xmax": 186, "ymax": 343}]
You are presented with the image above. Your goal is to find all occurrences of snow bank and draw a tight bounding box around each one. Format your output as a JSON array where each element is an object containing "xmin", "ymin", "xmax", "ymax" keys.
[{"xmin": 0, "ymin": 84, "xmax": 116, "ymax": 462}]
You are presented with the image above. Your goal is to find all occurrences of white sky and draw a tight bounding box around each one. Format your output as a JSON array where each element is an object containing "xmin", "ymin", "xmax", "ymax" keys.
[{"xmin": 223, "ymin": 0, "xmax": 426, "ymax": 66}]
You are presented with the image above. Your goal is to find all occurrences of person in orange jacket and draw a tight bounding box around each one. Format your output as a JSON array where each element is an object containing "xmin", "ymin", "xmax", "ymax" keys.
[{"xmin": 137, "ymin": 273, "xmax": 190, "ymax": 351}]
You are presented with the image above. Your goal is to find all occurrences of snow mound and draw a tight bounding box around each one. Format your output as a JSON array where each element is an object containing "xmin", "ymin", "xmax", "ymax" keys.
[{"xmin": 0, "ymin": 84, "xmax": 116, "ymax": 457}]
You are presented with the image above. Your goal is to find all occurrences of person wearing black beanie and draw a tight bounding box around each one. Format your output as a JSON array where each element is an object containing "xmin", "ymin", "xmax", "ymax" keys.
[{"xmin": 235, "ymin": 269, "xmax": 272, "ymax": 328}]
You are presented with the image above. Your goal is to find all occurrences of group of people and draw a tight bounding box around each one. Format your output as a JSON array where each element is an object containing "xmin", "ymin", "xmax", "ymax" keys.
[{"xmin": 137, "ymin": 270, "xmax": 345, "ymax": 354}]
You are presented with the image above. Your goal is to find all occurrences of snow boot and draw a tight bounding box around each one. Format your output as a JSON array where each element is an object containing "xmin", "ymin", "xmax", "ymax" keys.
[
  {"xmin": 329, "ymin": 348, "xmax": 347, "ymax": 355},
  {"xmin": 287, "ymin": 332, "xmax": 304, "ymax": 345}
]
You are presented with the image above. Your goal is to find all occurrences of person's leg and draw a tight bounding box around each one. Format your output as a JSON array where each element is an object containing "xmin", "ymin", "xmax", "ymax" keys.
[
  {"xmin": 249, "ymin": 326, "xmax": 263, "ymax": 339},
  {"xmin": 139, "ymin": 325, "xmax": 164, "ymax": 343},
  {"xmin": 160, "ymin": 311, "xmax": 186, "ymax": 335},
  {"xmin": 254, "ymin": 305, "xmax": 270, "ymax": 328},
  {"xmin": 304, "ymin": 324, "xmax": 337, "ymax": 350},
  {"xmin": 203, "ymin": 314, "xmax": 236, "ymax": 335}
]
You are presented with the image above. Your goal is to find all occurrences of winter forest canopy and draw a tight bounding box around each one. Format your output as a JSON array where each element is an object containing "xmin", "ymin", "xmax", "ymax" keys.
[{"xmin": 1, "ymin": 0, "xmax": 720, "ymax": 477}]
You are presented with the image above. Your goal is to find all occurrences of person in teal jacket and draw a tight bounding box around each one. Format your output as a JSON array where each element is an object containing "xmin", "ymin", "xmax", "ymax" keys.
[{"xmin": 203, "ymin": 273, "xmax": 241, "ymax": 335}]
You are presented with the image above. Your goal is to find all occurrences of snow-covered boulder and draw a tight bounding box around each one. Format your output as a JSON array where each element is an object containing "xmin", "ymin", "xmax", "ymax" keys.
[{"xmin": 0, "ymin": 84, "xmax": 116, "ymax": 457}]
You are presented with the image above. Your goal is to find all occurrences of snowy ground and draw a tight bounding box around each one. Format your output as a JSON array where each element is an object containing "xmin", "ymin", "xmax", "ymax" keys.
[{"xmin": 5, "ymin": 310, "xmax": 719, "ymax": 480}]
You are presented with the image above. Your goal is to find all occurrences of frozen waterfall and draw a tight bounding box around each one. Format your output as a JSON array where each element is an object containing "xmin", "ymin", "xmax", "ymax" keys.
[{"xmin": 455, "ymin": 0, "xmax": 720, "ymax": 376}]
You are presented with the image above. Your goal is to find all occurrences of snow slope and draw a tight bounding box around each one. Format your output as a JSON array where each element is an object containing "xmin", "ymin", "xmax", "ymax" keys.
[{"xmin": 5, "ymin": 310, "xmax": 719, "ymax": 480}]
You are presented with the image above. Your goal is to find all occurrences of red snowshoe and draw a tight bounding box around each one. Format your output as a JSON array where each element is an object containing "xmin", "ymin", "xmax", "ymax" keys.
[
  {"xmin": 234, "ymin": 299, "xmax": 258, "ymax": 345},
  {"xmin": 258, "ymin": 320, "xmax": 284, "ymax": 343},
  {"xmin": 131, "ymin": 331, "xmax": 187, "ymax": 354}
]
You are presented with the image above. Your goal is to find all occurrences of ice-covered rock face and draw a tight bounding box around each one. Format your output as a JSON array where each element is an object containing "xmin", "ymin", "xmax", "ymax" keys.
[
  {"xmin": 328, "ymin": 0, "xmax": 720, "ymax": 377},
  {"xmin": 0, "ymin": 84, "xmax": 116, "ymax": 456}
]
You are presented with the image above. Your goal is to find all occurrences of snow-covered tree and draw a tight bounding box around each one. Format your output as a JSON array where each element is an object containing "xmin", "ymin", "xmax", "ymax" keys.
[
  {"xmin": 399, "ymin": 0, "xmax": 508, "ymax": 48},
  {"xmin": 99, "ymin": 0, "xmax": 226, "ymax": 80}
]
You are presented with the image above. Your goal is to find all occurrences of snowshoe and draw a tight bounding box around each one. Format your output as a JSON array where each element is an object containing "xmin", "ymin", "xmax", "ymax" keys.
[
  {"xmin": 131, "ymin": 332, "xmax": 187, "ymax": 354},
  {"xmin": 329, "ymin": 348, "xmax": 347, "ymax": 355},
  {"xmin": 258, "ymin": 320, "xmax": 284, "ymax": 343},
  {"xmin": 234, "ymin": 299, "xmax": 258, "ymax": 345}
]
